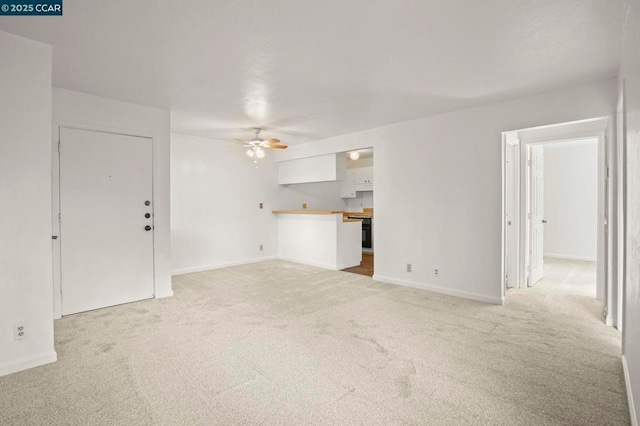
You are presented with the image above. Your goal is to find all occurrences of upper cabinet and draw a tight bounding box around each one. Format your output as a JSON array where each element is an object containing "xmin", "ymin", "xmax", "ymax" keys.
[
  {"xmin": 278, "ymin": 153, "xmax": 347, "ymax": 185},
  {"xmin": 341, "ymin": 166, "xmax": 373, "ymax": 198},
  {"xmin": 353, "ymin": 167, "xmax": 373, "ymax": 190},
  {"xmin": 340, "ymin": 171, "xmax": 357, "ymax": 198}
]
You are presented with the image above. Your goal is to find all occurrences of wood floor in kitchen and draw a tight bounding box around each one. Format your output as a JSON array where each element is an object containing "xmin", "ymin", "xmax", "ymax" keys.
[{"xmin": 341, "ymin": 253, "xmax": 373, "ymax": 277}]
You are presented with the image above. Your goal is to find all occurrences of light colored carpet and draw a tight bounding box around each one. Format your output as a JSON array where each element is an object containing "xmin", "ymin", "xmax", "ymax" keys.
[{"xmin": 0, "ymin": 258, "xmax": 629, "ymax": 425}]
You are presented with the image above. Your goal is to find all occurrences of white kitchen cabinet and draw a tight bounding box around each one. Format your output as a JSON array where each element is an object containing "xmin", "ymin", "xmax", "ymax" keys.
[
  {"xmin": 340, "ymin": 170, "xmax": 357, "ymax": 198},
  {"xmin": 278, "ymin": 153, "xmax": 346, "ymax": 185},
  {"xmin": 341, "ymin": 167, "xmax": 373, "ymax": 198},
  {"xmin": 354, "ymin": 166, "xmax": 373, "ymax": 191}
]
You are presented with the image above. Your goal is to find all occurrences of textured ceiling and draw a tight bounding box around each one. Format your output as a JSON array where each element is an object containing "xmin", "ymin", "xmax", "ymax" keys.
[{"xmin": 0, "ymin": 0, "xmax": 629, "ymax": 145}]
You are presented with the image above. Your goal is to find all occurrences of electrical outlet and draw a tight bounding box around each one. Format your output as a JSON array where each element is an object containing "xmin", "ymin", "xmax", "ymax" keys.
[
  {"xmin": 259, "ymin": 244, "xmax": 264, "ymax": 251},
  {"xmin": 302, "ymin": 203, "xmax": 307, "ymax": 209},
  {"xmin": 433, "ymin": 268, "xmax": 440, "ymax": 278},
  {"xmin": 13, "ymin": 322, "xmax": 27, "ymax": 341},
  {"xmin": 406, "ymin": 263, "xmax": 412, "ymax": 273}
]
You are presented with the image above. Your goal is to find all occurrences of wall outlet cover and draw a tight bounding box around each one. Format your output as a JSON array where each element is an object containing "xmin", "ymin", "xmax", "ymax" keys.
[{"xmin": 13, "ymin": 322, "xmax": 27, "ymax": 341}]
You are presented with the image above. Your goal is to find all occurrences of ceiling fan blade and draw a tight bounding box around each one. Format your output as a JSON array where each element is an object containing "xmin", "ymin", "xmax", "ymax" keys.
[
  {"xmin": 262, "ymin": 138, "xmax": 281, "ymax": 146},
  {"xmin": 233, "ymin": 138, "xmax": 249, "ymax": 145},
  {"xmin": 268, "ymin": 144, "xmax": 288, "ymax": 149}
]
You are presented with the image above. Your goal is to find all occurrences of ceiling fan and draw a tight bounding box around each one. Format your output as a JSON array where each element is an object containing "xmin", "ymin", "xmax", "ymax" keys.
[{"xmin": 234, "ymin": 127, "xmax": 288, "ymax": 163}]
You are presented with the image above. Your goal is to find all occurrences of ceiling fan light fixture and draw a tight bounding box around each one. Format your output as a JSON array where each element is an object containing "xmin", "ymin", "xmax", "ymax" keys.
[
  {"xmin": 246, "ymin": 148, "xmax": 255, "ymax": 158},
  {"xmin": 349, "ymin": 151, "xmax": 360, "ymax": 160},
  {"xmin": 255, "ymin": 147, "xmax": 266, "ymax": 159}
]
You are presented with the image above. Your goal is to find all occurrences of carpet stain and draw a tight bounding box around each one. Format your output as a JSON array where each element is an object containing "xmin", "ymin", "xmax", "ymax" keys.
[
  {"xmin": 350, "ymin": 333, "xmax": 388, "ymax": 354},
  {"xmin": 100, "ymin": 343, "xmax": 115, "ymax": 353},
  {"xmin": 396, "ymin": 375, "xmax": 412, "ymax": 398}
]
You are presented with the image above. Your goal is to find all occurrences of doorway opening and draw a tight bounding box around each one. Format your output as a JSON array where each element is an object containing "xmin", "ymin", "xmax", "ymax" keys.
[
  {"xmin": 341, "ymin": 148, "xmax": 374, "ymax": 277},
  {"xmin": 502, "ymin": 117, "xmax": 614, "ymax": 324}
]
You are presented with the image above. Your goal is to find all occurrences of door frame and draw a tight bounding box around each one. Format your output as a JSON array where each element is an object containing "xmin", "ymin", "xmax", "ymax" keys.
[
  {"xmin": 501, "ymin": 117, "xmax": 614, "ymax": 324},
  {"xmin": 503, "ymin": 133, "xmax": 521, "ymax": 290},
  {"xmin": 617, "ymin": 82, "xmax": 626, "ymax": 335},
  {"xmin": 52, "ymin": 121, "xmax": 157, "ymax": 319}
]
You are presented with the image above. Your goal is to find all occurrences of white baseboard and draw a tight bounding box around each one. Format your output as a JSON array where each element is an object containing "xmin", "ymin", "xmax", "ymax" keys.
[
  {"xmin": 171, "ymin": 256, "xmax": 278, "ymax": 276},
  {"xmin": 0, "ymin": 351, "xmax": 57, "ymax": 377},
  {"xmin": 544, "ymin": 253, "xmax": 597, "ymax": 262},
  {"xmin": 276, "ymin": 256, "xmax": 340, "ymax": 271},
  {"xmin": 337, "ymin": 262, "xmax": 361, "ymax": 270},
  {"xmin": 623, "ymin": 355, "xmax": 638, "ymax": 426},
  {"xmin": 372, "ymin": 274, "xmax": 504, "ymax": 305}
]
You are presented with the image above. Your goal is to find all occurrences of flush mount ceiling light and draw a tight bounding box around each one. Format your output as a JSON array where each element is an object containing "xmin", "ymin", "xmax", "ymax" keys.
[{"xmin": 349, "ymin": 151, "xmax": 360, "ymax": 160}]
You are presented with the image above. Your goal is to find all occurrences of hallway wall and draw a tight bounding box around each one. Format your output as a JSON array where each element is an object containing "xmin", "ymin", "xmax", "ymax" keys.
[{"xmin": 621, "ymin": 0, "xmax": 640, "ymax": 422}]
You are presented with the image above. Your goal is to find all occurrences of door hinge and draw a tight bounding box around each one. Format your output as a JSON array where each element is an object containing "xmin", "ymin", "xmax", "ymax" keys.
[
  {"xmin": 58, "ymin": 212, "xmax": 61, "ymax": 223},
  {"xmin": 58, "ymin": 140, "xmax": 61, "ymax": 153}
]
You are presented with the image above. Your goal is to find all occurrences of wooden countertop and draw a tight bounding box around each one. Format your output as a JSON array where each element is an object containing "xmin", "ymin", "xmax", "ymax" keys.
[
  {"xmin": 343, "ymin": 208, "xmax": 374, "ymax": 218},
  {"xmin": 272, "ymin": 210, "xmax": 363, "ymax": 223}
]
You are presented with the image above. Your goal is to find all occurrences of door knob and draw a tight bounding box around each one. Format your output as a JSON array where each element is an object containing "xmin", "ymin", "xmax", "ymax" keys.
[
  {"xmin": 145, "ymin": 213, "xmax": 151, "ymax": 218},
  {"xmin": 145, "ymin": 225, "xmax": 152, "ymax": 231},
  {"xmin": 144, "ymin": 200, "xmax": 151, "ymax": 206}
]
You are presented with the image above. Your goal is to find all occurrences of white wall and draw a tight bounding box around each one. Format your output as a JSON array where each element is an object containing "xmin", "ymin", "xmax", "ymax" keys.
[
  {"xmin": 0, "ymin": 32, "xmax": 56, "ymax": 376},
  {"xmin": 347, "ymin": 156, "xmax": 373, "ymax": 169},
  {"xmin": 52, "ymin": 88, "xmax": 172, "ymax": 313},
  {"xmin": 347, "ymin": 192, "xmax": 374, "ymax": 212},
  {"xmin": 621, "ymin": 0, "xmax": 640, "ymax": 422},
  {"xmin": 275, "ymin": 79, "xmax": 617, "ymax": 304},
  {"xmin": 543, "ymin": 139, "xmax": 598, "ymax": 261},
  {"xmin": 170, "ymin": 133, "xmax": 280, "ymax": 274}
]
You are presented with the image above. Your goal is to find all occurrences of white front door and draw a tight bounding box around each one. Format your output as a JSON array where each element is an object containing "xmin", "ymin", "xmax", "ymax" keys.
[
  {"xmin": 529, "ymin": 145, "xmax": 545, "ymax": 286},
  {"xmin": 59, "ymin": 128, "xmax": 155, "ymax": 315}
]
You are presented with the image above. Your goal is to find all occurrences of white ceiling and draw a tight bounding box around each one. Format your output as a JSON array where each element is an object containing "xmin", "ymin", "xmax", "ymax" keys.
[{"xmin": 0, "ymin": 0, "xmax": 629, "ymax": 145}]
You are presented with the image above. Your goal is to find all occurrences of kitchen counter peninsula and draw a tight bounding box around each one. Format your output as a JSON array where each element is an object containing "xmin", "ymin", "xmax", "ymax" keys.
[{"xmin": 272, "ymin": 210, "xmax": 362, "ymax": 270}]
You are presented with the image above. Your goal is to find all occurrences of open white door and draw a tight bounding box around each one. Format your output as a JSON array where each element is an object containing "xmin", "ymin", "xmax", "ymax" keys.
[
  {"xmin": 529, "ymin": 145, "xmax": 545, "ymax": 285},
  {"xmin": 59, "ymin": 128, "xmax": 155, "ymax": 315}
]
